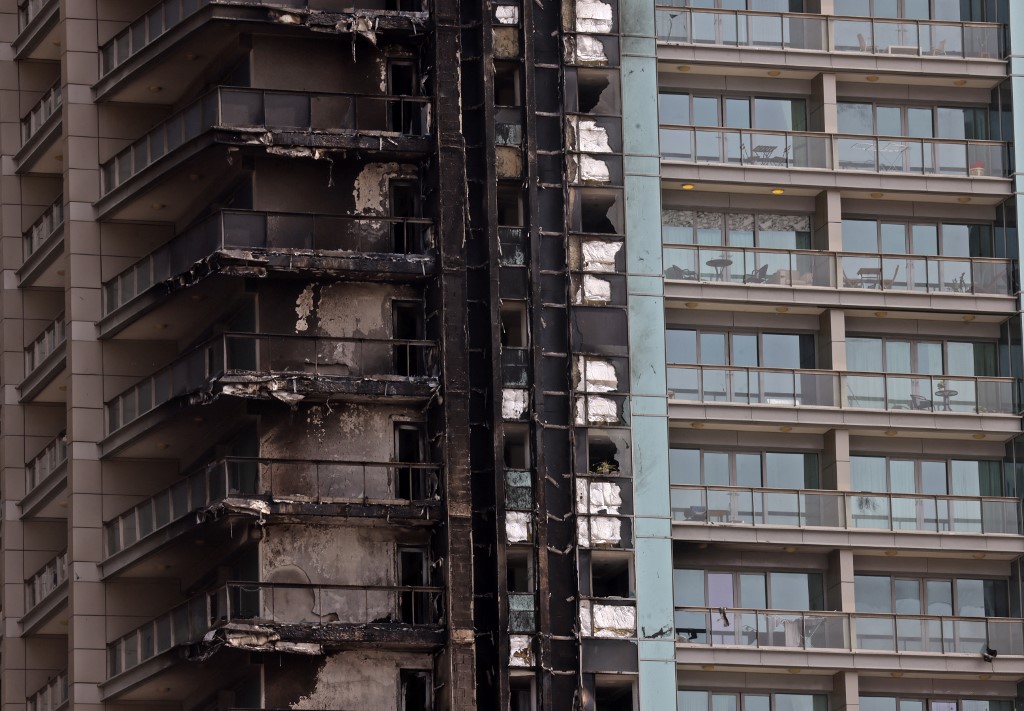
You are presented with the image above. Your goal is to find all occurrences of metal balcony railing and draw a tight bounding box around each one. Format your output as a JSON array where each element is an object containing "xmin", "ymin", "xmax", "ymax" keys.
[
  {"xmin": 18, "ymin": 0, "xmax": 55, "ymax": 33},
  {"xmin": 23, "ymin": 314, "xmax": 65, "ymax": 378},
  {"xmin": 105, "ymin": 333, "xmax": 438, "ymax": 434},
  {"xmin": 658, "ymin": 126, "xmax": 1009, "ymax": 178},
  {"xmin": 675, "ymin": 607, "xmax": 1024, "ymax": 656},
  {"xmin": 25, "ymin": 551, "xmax": 67, "ymax": 612},
  {"xmin": 25, "ymin": 432, "xmax": 67, "ymax": 499},
  {"xmin": 654, "ymin": 8, "xmax": 1003, "ymax": 59},
  {"xmin": 104, "ymin": 457, "xmax": 441, "ymax": 558},
  {"xmin": 670, "ymin": 485, "xmax": 1021, "ymax": 535},
  {"xmin": 20, "ymin": 81, "xmax": 61, "ymax": 146},
  {"xmin": 667, "ymin": 365, "xmax": 1017, "ymax": 415},
  {"xmin": 26, "ymin": 670, "xmax": 68, "ymax": 711},
  {"xmin": 107, "ymin": 581, "xmax": 444, "ymax": 678},
  {"xmin": 662, "ymin": 245, "xmax": 1011, "ymax": 296},
  {"xmin": 102, "ymin": 210, "xmax": 434, "ymax": 316},
  {"xmin": 99, "ymin": 0, "xmax": 427, "ymax": 77},
  {"xmin": 100, "ymin": 87, "xmax": 431, "ymax": 194},
  {"xmin": 23, "ymin": 197, "xmax": 63, "ymax": 261}
]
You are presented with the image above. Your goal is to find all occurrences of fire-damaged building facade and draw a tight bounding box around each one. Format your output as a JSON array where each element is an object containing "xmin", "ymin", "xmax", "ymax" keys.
[{"xmin": 0, "ymin": 0, "xmax": 639, "ymax": 709}]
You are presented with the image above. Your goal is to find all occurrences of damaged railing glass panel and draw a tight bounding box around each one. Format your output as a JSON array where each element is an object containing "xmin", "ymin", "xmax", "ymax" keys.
[
  {"xmin": 104, "ymin": 457, "xmax": 441, "ymax": 558},
  {"xmin": 25, "ymin": 550, "xmax": 67, "ymax": 612},
  {"xmin": 103, "ymin": 210, "xmax": 434, "ymax": 316},
  {"xmin": 653, "ymin": 8, "xmax": 1001, "ymax": 59},
  {"xmin": 842, "ymin": 372, "xmax": 1017, "ymax": 414},
  {"xmin": 24, "ymin": 313, "xmax": 65, "ymax": 378},
  {"xmin": 675, "ymin": 608, "xmax": 1023, "ymax": 654},
  {"xmin": 667, "ymin": 365, "xmax": 839, "ymax": 406},
  {"xmin": 670, "ymin": 486, "xmax": 1020, "ymax": 534},
  {"xmin": 580, "ymin": 597, "xmax": 637, "ymax": 638},
  {"xmin": 18, "ymin": 0, "xmax": 54, "ymax": 32},
  {"xmin": 659, "ymin": 127, "xmax": 832, "ymax": 168},
  {"xmin": 21, "ymin": 81, "xmax": 61, "ymax": 146},
  {"xmin": 105, "ymin": 333, "xmax": 439, "ymax": 434},
  {"xmin": 25, "ymin": 431, "xmax": 67, "ymax": 499},
  {"xmin": 107, "ymin": 582, "xmax": 444, "ymax": 678},
  {"xmin": 835, "ymin": 135, "xmax": 1008, "ymax": 177},
  {"xmin": 662, "ymin": 245, "xmax": 1011, "ymax": 296},
  {"xmin": 23, "ymin": 196, "xmax": 63, "ymax": 260},
  {"xmin": 100, "ymin": 88, "xmax": 431, "ymax": 193},
  {"xmin": 26, "ymin": 669, "xmax": 68, "ymax": 711}
]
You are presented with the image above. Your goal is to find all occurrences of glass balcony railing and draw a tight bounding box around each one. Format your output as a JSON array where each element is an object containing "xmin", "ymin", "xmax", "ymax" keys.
[
  {"xmin": 107, "ymin": 581, "xmax": 444, "ymax": 678},
  {"xmin": 100, "ymin": 87, "xmax": 431, "ymax": 194},
  {"xmin": 662, "ymin": 245, "xmax": 1011, "ymax": 296},
  {"xmin": 675, "ymin": 607, "xmax": 1024, "ymax": 655},
  {"xmin": 23, "ymin": 197, "xmax": 63, "ymax": 261},
  {"xmin": 18, "ymin": 0, "xmax": 55, "ymax": 33},
  {"xmin": 654, "ymin": 9, "xmax": 1002, "ymax": 59},
  {"xmin": 102, "ymin": 210, "xmax": 434, "ymax": 316},
  {"xmin": 105, "ymin": 333, "xmax": 438, "ymax": 435},
  {"xmin": 26, "ymin": 670, "xmax": 68, "ymax": 711},
  {"xmin": 667, "ymin": 365, "xmax": 1017, "ymax": 415},
  {"xmin": 670, "ymin": 485, "xmax": 1021, "ymax": 535},
  {"xmin": 25, "ymin": 551, "xmax": 67, "ymax": 612},
  {"xmin": 24, "ymin": 314, "xmax": 65, "ymax": 378},
  {"xmin": 658, "ymin": 126, "xmax": 1009, "ymax": 178},
  {"xmin": 104, "ymin": 456, "xmax": 441, "ymax": 559},
  {"xmin": 21, "ymin": 81, "xmax": 61, "ymax": 146},
  {"xmin": 25, "ymin": 432, "xmax": 67, "ymax": 499},
  {"xmin": 99, "ymin": 0, "xmax": 426, "ymax": 78}
]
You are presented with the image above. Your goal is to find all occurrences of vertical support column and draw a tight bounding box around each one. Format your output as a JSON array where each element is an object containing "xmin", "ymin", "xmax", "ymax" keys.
[
  {"xmin": 818, "ymin": 309, "xmax": 846, "ymax": 371},
  {"xmin": 813, "ymin": 190, "xmax": 842, "ymax": 252},
  {"xmin": 61, "ymin": 3, "xmax": 106, "ymax": 710},
  {"xmin": 831, "ymin": 671, "xmax": 860, "ymax": 711},
  {"xmin": 809, "ymin": 73, "xmax": 838, "ymax": 134},
  {"xmin": 821, "ymin": 429, "xmax": 851, "ymax": 492},
  {"xmin": 826, "ymin": 549, "xmax": 856, "ymax": 612},
  {"xmin": 618, "ymin": 0, "xmax": 675, "ymax": 703}
]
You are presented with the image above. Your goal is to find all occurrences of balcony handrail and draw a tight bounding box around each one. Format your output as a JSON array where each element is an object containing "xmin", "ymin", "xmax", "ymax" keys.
[
  {"xmin": 678, "ymin": 605, "xmax": 1019, "ymax": 624},
  {"xmin": 102, "ymin": 209, "xmax": 435, "ymax": 316},
  {"xmin": 24, "ymin": 313, "xmax": 66, "ymax": 376},
  {"xmin": 25, "ymin": 550, "xmax": 67, "ymax": 612},
  {"xmin": 105, "ymin": 332, "xmax": 439, "ymax": 435},
  {"xmin": 25, "ymin": 431, "xmax": 67, "ymax": 496},
  {"xmin": 664, "ymin": 243, "xmax": 1010, "ymax": 265},
  {"xmin": 20, "ymin": 81, "xmax": 62, "ymax": 145},
  {"xmin": 26, "ymin": 669, "xmax": 68, "ymax": 711},
  {"xmin": 654, "ymin": 7, "xmax": 1004, "ymax": 57},
  {"xmin": 23, "ymin": 197, "xmax": 64, "ymax": 260},
  {"xmin": 670, "ymin": 484, "xmax": 1021, "ymax": 535},
  {"xmin": 104, "ymin": 456, "xmax": 443, "ymax": 559},
  {"xmin": 660, "ymin": 123, "xmax": 1007, "ymax": 149},
  {"xmin": 18, "ymin": 0, "xmax": 55, "ymax": 32},
  {"xmin": 669, "ymin": 363, "xmax": 1014, "ymax": 384},
  {"xmin": 100, "ymin": 87, "xmax": 432, "ymax": 194},
  {"xmin": 107, "ymin": 580, "xmax": 444, "ymax": 678}
]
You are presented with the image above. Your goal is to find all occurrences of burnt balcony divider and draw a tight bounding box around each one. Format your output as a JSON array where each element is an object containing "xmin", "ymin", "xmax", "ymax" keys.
[
  {"xmin": 104, "ymin": 457, "xmax": 442, "ymax": 559},
  {"xmin": 100, "ymin": 88, "xmax": 432, "ymax": 195},
  {"xmin": 105, "ymin": 333, "xmax": 439, "ymax": 435},
  {"xmin": 107, "ymin": 582, "xmax": 444, "ymax": 679}
]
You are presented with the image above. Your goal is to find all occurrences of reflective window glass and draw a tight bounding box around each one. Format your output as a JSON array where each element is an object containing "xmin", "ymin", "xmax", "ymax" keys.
[{"xmin": 855, "ymin": 575, "xmax": 893, "ymax": 613}]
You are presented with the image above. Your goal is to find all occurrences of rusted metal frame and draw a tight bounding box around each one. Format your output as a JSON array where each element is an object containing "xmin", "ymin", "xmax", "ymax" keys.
[{"xmin": 429, "ymin": 0, "xmax": 477, "ymax": 702}]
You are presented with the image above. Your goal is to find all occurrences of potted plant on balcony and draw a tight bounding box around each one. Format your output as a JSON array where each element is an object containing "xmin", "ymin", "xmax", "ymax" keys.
[{"xmin": 970, "ymin": 160, "xmax": 986, "ymax": 177}]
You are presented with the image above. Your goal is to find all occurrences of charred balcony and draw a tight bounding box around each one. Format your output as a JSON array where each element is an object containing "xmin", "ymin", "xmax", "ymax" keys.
[
  {"xmin": 101, "ymin": 333, "xmax": 438, "ymax": 457},
  {"xmin": 99, "ymin": 210, "xmax": 436, "ymax": 339},
  {"xmin": 94, "ymin": 0, "xmax": 431, "ymax": 104},
  {"xmin": 101, "ymin": 457, "xmax": 442, "ymax": 579},
  {"xmin": 95, "ymin": 88, "xmax": 433, "ymax": 221},
  {"xmin": 102, "ymin": 582, "xmax": 444, "ymax": 701}
]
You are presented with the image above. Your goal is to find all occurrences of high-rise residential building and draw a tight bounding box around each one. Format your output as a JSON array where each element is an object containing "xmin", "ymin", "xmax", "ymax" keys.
[{"xmin": 1, "ymin": 0, "xmax": 1024, "ymax": 710}]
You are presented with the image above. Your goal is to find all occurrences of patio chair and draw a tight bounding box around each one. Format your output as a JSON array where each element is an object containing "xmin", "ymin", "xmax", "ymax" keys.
[
  {"xmin": 910, "ymin": 394, "xmax": 933, "ymax": 411},
  {"xmin": 745, "ymin": 264, "xmax": 770, "ymax": 284},
  {"xmin": 881, "ymin": 264, "xmax": 901, "ymax": 289}
]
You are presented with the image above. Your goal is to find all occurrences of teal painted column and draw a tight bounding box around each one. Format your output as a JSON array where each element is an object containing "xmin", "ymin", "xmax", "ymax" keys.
[{"xmin": 619, "ymin": 0, "xmax": 676, "ymax": 704}]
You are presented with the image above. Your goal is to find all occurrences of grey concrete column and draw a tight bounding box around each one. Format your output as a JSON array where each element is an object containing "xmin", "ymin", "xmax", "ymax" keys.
[
  {"xmin": 813, "ymin": 190, "xmax": 843, "ymax": 252},
  {"xmin": 821, "ymin": 429, "xmax": 850, "ymax": 492},
  {"xmin": 818, "ymin": 309, "xmax": 846, "ymax": 371},
  {"xmin": 826, "ymin": 549, "xmax": 856, "ymax": 612},
  {"xmin": 809, "ymin": 73, "xmax": 838, "ymax": 133},
  {"xmin": 831, "ymin": 671, "xmax": 860, "ymax": 711}
]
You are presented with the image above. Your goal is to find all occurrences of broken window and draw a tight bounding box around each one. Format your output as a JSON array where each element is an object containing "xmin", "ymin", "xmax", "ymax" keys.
[
  {"xmin": 395, "ymin": 423, "xmax": 432, "ymax": 500},
  {"xmin": 386, "ymin": 0, "xmax": 423, "ymax": 11},
  {"xmin": 390, "ymin": 180, "xmax": 422, "ymax": 253},
  {"xmin": 570, "ymin": 188, "xmax": 624, "ymax": 235},
  {"xmin": 590, "ymin": 551, "xmax": 632, "ymax": 598},
  {"xmin": 566, "ymin": 69, "xmax": 621, "ymax": 115},
  {"xmin": 497, "ymin": 186, "xmax": 523, "ymax": 226},
  {"xmin": 504, "ymin": 425, "xmax": 530, "ymax": 469},
  {"xmin": 495, "ymin": 62, "xmax": 521, "ymax": 107},
  {"xmin": 388, "ymin": 61, "xmax": 423, "ymax": 134},
  {"xmin": 393, "ymin": 300, "xmax": 425, "ymax": 376},
  {"xmin": 501, "ymin": 303, "xmax": 528, "ymax": 348},
  {"xmin": 399, "ymin": 548, "xmax": 431, "ymax": 624},
  {"xmin": 400, "ymin": 669, "xmax": 432, "ymax": 711},
  {"xmin": 510, "ymin": 674, "xmax": 535, "ymax": 711},
  {"xmin": 595, "ymin": 677, "xmax": 635, "ymax": 711},
  {"xmin": 507, "ymin": 550, "xmax": 533, "ymax": 592}
]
